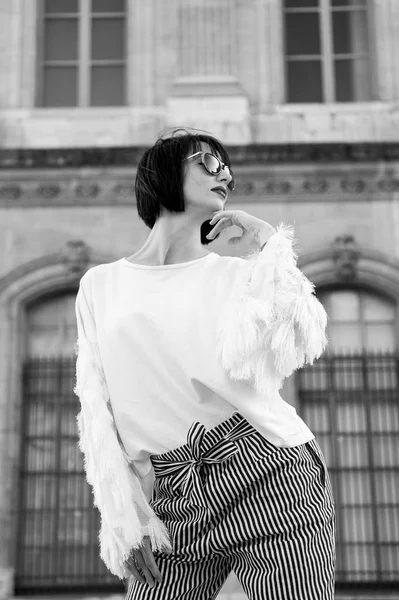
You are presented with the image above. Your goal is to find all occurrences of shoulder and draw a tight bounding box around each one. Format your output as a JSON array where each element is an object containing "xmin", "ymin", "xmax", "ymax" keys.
[{"xmin": 78, "ymin": 259, "xmax": 120, "ymax": 291}]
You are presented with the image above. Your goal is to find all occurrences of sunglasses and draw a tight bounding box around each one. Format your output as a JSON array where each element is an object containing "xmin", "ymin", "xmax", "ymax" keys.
[{"xmin": 183, "ymin": 151, "xmax": 235, "ymax": 191}]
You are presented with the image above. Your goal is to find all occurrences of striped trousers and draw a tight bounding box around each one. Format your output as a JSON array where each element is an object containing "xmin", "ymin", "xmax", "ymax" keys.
[{"xmin": 126, "ymin": 411, "xmax": 336, "ymax": 599}]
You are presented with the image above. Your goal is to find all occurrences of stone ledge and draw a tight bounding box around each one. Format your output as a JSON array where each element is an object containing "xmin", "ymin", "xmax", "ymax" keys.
[
  {"xmin": 169, "ymin": 75, "xmax": 245, "ymax": 97},
  {"xmin": 1, "ymin": 143, "xmax": 399, "ymax": 170}
]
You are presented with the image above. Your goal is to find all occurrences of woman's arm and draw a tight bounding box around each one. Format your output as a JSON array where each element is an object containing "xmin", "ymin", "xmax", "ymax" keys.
[
  {"xmin": 216, "ymin": 223, "xmax": 328, "ymax": 396},
  {"xmin": 74, "ymin": 274, "xmax": 172, "ymax": 579}
]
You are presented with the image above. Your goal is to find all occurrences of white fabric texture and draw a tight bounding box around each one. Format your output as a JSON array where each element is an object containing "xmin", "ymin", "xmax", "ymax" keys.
[
  {"xmin": 73, "ymin": 222, "xmax": 328, "ymax": 579},
  {"xmin": 74, "ymin": 285, "xmax": 173, "ymax": 580},
  {"xmin": 216, "ymin": 222, "xmax": 328, "ymax": 395}
]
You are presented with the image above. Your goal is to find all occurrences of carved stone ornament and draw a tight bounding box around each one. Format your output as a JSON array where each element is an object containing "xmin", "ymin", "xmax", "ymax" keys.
[
  {"xmin": 302, "ymin": 179, "xmax": 329, "ymax": 193},
  {"xmin": 0, "ymin": 185, "xmax": 22, "ymax": 200},
  {"xmin": 340, "ymin": 179, "xmax": 367, "ymax": 193},
  {"xmin": 37, "ymin": 184, "xmax": 61, "ymax": 199},
  {"xmin": 63, "ymin": 240, "xmax": 90, "ymax": 279},
  {"xmin": 75, "ymin": 183, "xmax": 100, "ymax": 198},
  {"xmin": 332, "ymin": 234, "xmax": 361, "ymax": 281},
  {"xmin": 377, "ymin": 179, "xmax": 399, "ymax": 193}
]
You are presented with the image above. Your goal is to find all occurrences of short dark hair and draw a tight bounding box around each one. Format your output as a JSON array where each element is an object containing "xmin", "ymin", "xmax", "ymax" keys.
[{"xmin": 134, "ymin": 128, "xmax": 232, "ymax": 244}]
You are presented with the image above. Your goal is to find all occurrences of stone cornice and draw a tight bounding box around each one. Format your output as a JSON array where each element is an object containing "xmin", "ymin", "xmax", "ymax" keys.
[
  {"xmin": 0, "ymin": 165, "xmax": 398, "ymax": 206},
  {"xmin": 1, "ymin": 143, "xmax": 399, "ymax": 170}
]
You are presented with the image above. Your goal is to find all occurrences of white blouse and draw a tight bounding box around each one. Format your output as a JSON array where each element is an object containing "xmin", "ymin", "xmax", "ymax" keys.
[{"xmin": 73, "ymin": 222, "xmax": 328, "ymax": 579}]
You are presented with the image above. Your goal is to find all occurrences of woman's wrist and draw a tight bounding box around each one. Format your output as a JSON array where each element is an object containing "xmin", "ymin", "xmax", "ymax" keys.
[{"xmin": 257, "ymin": 225, "xmax": 276, "ymax": 249}]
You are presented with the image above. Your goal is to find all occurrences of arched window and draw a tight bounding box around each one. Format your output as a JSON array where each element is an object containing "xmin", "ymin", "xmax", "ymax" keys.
[
  {"xmin": 298, "ymin": 288, "xmax": 399, "ymax": 586},
  {"xmin": 15, "ymin": 292, "xmax": 122, "ymax": 592}
]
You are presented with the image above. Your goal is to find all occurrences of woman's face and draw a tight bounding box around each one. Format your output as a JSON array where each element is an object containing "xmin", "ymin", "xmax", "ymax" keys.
[{"xmin": 182, "ymin": 142, "xmax": 232, "ymax": 216}]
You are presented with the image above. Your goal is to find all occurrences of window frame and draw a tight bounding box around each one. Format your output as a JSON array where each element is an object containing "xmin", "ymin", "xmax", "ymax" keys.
[
  {"xmin": 282, "ymin": 0, "xmax": 375, "ymax": 104},
  {"xmin": 320, "ymin": 287, "xmax": 398, "ymax": 354},
  {"xmin": 36, "ymin": 0, "xmax": 127, "ymax": 108}
]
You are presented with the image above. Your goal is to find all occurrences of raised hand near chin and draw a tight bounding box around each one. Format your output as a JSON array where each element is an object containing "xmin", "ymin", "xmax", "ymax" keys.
[{"xmin": 207, "ymin": 209, "xmax": 276, "ymax": 246}]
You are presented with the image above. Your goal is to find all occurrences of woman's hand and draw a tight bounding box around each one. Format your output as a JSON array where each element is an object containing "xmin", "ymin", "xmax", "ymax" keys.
[
  {"xmin": 207, "ymin": 209, "xmax": 276, "ymax": 246},
  {"xmin": 125, "ymin": 535, "xmax": 166, "ymax": 589}
]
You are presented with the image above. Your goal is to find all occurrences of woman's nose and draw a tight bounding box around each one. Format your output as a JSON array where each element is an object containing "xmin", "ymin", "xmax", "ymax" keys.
[{"xmin": 217, "ymin": 167, "xmax": 232, "ymax": 187}]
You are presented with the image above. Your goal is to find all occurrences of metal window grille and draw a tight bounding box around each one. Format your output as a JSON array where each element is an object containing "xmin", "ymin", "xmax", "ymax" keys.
[
  {"xmin": 15, "ymin": 356, "xmax": 124, "ymax": 593},
  {"xmin": 15, "ymin": 352, "xmax": 399, "ymax": 591},
  {"xmin": 283, "ymin": 0, "xmax": 372, "ymax": 103},
  {"xmin": 37, "ymin": 0, "xmax": 127, "ymax": 107},
  {"xmin": 298, "ymin": 351, "xmax": 399, "ymax": 590}
]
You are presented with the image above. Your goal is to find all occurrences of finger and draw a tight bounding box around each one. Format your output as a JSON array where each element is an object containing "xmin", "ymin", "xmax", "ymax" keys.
[
  {"xmin": 209, "ymin": 212, "xmax": 231, "ymax": 225},
  {"xmin": 138, "ymin": 562, "xmax": 156, "ymax": 588},
  {"xmin": 141, "ymin": 544, "xmax": 163, "ymax": 583},
  {"xmin": 144, "ymin": 556, "xmax": 163, "ymax": 583},
  {"xmin": 127, "ymin": 562, "xmax": 146, "ymax": 585},
  {"xmin": 228, "ymin": 235, "xmax": 244, "ymax": 245},
  {"xmin": 206, "ymin": 217, "xmax": 232, "ymax": 239}
]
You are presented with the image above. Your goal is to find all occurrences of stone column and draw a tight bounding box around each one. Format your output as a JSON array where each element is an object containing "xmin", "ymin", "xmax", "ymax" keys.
[
  {"xmin": 19, "ymin": 0, "xmax": 38, "ymax": 108},
  {"xmin": 372, "ymin": 0, "xmax": 399, "ymax": 101},
  {"xmin": 127, "ymin": 0, "xmax": 156, "ymax": 107},
  {"xmin": 255, "ymin": 0, "xmax": 285, "ymax": 111},
  {"xmin": 0, "ymin": 0, "xmax": 23, "ymax": 109},
  {"xmin": 250, "ymin": 0, "xmax": 285, "ymax": 143},
  {"xmin": 177, "ymin": 0, "xmax": 236, "ymax": 78},
  {"xmin": 166, "ymin": 0, "xmax": 251, "ymax": 144}
]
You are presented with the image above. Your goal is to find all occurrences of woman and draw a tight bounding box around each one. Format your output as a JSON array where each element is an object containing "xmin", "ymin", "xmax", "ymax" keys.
[{"xmin": 74, "ymin": 128, "xmax": 335, "ymax": 599}]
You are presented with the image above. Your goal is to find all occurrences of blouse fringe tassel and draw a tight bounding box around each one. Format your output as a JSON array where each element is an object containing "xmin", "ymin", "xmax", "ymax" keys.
[{"xmin": 216, "ymin": 223, "xmax": 328, "ymax": 397}]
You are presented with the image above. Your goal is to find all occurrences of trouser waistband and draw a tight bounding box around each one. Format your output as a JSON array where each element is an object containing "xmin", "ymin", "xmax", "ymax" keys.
[{"xmin": 150, "ymin": 412, "xmax": 255, "ymax": 506}]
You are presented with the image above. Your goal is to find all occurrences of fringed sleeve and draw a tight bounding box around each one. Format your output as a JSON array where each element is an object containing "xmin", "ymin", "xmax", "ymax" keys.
[
  {"xmin": 216, "ymin": 223, "xmax": 328, "ymax": 397},
  {"xmin": 73, "ymin": 276, "xmax": 172, "ymax": 580}
]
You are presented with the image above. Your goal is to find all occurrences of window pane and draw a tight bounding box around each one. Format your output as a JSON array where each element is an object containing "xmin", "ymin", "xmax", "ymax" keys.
[
  {"xmin": 90, "ymin": 66, "xmax": 125, "ymax": 106},
  {"xmin": 43, "ymin": 67, "xmax": 77, "ymax": 107},
  {"xmin": 340, "ymin": 472, "xmax": 371, "ymax": 503},
  {"xmin": 375, "ymin": 472, "xmax": 399, "ymax": 503},
  {"xmin": 366, "ymin": 356, "xmax": 398, "ymax": 390},
  {"xmin": 91, "ymin": 18, "xmax": 125, "ymax": 60},
  {"xmin": 92, "ymin": 0, "xmax": 125, "ymax": 11},
  {"xmin": 373, "ymin": 435, "xmax": 399, "ymax": 468},
  {"xmin": 341, "ymin": 508, "xmax": 374, "ymax": 542},
  {"xmin": 332, "ymin": 357, "xmax": 363, "ymax": 389},
  {"xmin": 45, "ymin": 0, "xmax": 78, "ymax": 13},
  {"xmin": 285, "ymin": 13, "xmax": 321, "ymax": 55},
  {"xmin": 337, "ymin": 404, "xmax": 367, "ymax": 432},
  {"xmin": 333, "ymin": 9, "xmax": 368, "ymax": 54},
  {"xmin": 363, "ymin": 294, "xmax": 396, "ymax": 322},
  {"xmin": 329, "ymin": 323, "xmax": 362, "ymax": 352},
  {"xmin": 332, "ymin": 0, "xmax": 366, "ymax": 6},
  {"xmin": 335, "ymin": 57, "xmax": 371, "ymax": 101},
  {"xmin": 302, "ymin": 404, "xmax": 330, "ymax": 433},
  {"xmin": 371, "ymin": 403, "xmax": 399, "ymax": 433},
  {"xmin": 284, "ymin": 0, "xmax": 319, "ymax": 6},
  {"xmin": 299, "ymin": 359, "xmax": 328, "ymax": 390},
  {"xmin": 327, "ymin": 290, "xmax": 360, "ymax": 321},
  {"xmin": 339, "ymin": 436, "xmax": 369, "ymax": 467},
  {"xmin": 26, "ymin": 439, "xmax": 57, "ymax": 471},
  {"xmin": 44, "ymin": 19, "xmax": 78, "ymax": 61},
  {"xmin": 286, "ymin": 60, "xmax": 322, "ymax": 102},
  {"xmin": 378, "ymin": 509, "xmax": 399, "ymax": 543},
  {"xmin": 365, "ymin": 323, "xmax": 396, "ymax": 352}
]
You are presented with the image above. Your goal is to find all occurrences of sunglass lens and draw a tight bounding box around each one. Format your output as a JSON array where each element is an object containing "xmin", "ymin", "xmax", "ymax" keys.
[
  {"xmin": 204, "ymin": 153, "xmax": 235, "ymax": 191},
  {"xmin": 204, "ymin": 153, "xmax": 220, "ymax": 174}
]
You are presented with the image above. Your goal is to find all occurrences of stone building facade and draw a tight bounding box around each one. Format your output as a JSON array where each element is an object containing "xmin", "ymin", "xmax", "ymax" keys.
[{"xmin": 1, "ymin": 1, "xmax": 399, "ymax": 599}]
